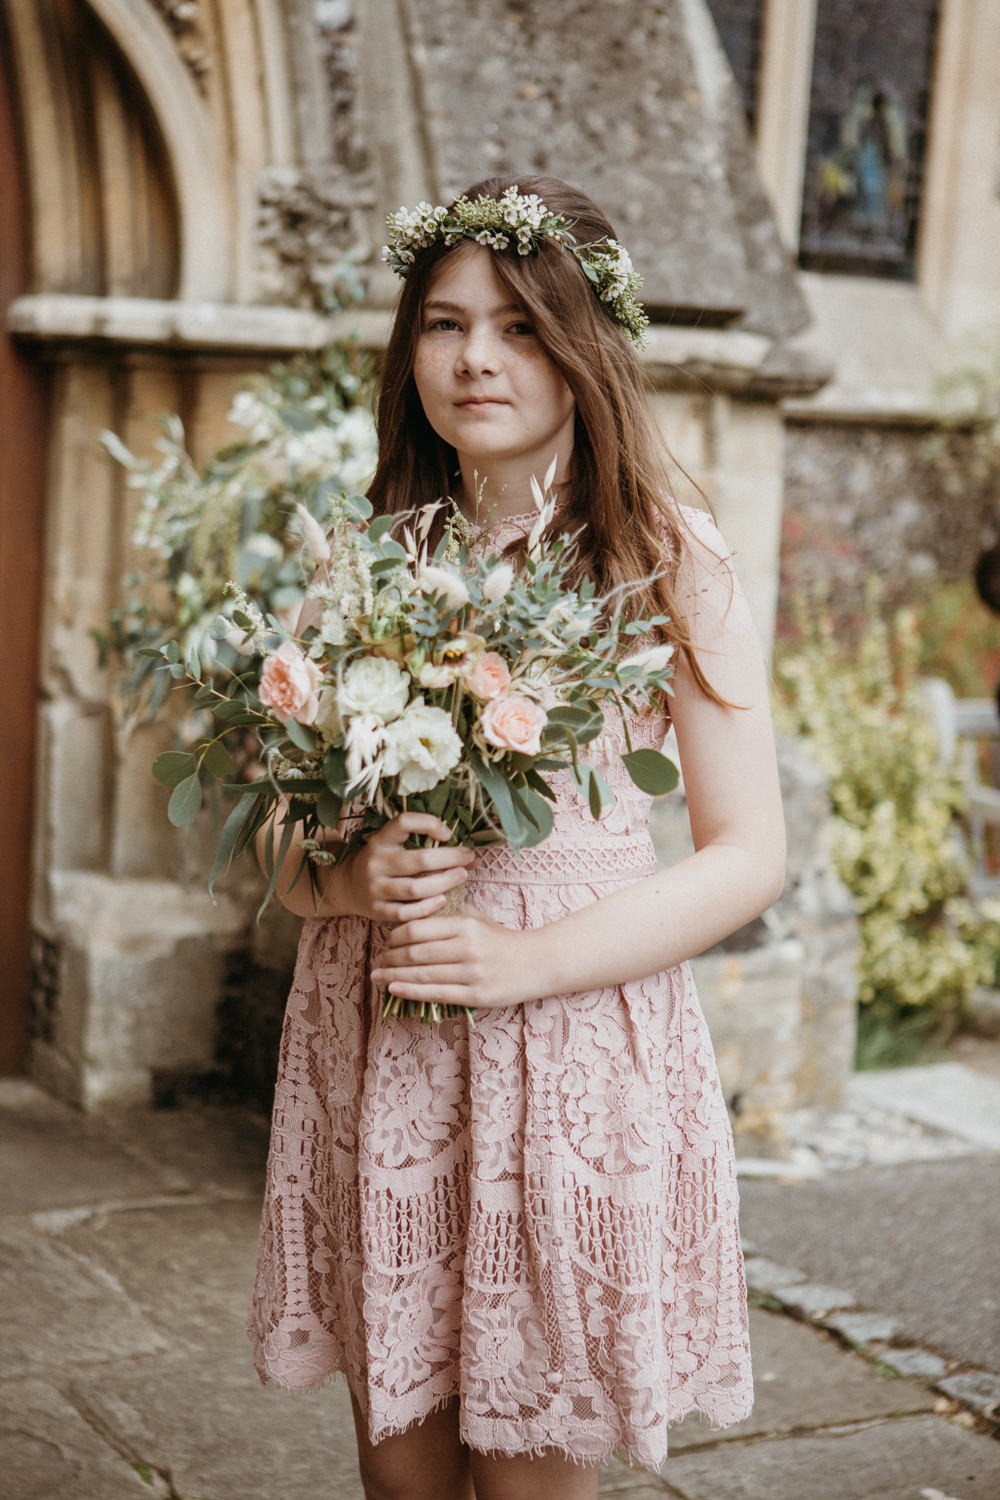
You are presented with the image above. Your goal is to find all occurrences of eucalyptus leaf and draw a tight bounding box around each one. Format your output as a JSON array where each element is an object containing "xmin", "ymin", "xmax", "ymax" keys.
[
  {"xmin": 510, "ymin": 785, "xmax": 554, "ymax": 844},
  {"xmin": 153, "ymin": 750, "xmax": 197, "ymax": 788},
  {"xmin": 284, "ymin": 718, "xmax": 318, "ymax": 752},
  {"xmin": 317, "ymin": 786, "xmax": 343, "ymax": 827},
  {"xmin": 588, "ymin": 766, "xmax": 613, "ymax": 820},
  {"xmin": 167, "ymin": 773, "xmax": 203, "ymax": 827},
  {"xmin": 368, "ymin": 514, "xmax": 397, "ymax": 542},
  {"xmin": 622, "ymin": 748, "xmax": 680, "ymax": 796},
  {"xmin": 202, "ymin": 740, "xmax": 237, "ymax": 777},
  {"xmin": 471, "ymin": 752, "xmax": 527, "ymax": 847},
  {"xmin": 208, "ymin": 794, "xmax": 259, "ymax": 896}
]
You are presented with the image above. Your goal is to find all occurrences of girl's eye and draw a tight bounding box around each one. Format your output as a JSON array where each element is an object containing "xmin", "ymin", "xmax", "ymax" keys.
[
  {"xmin": 509, "ymin": 321, "xmax": 536, "ymax": 337},
  {"xmin": 425, "ymin": 317, "xmax": 461, "ymax": 332}
]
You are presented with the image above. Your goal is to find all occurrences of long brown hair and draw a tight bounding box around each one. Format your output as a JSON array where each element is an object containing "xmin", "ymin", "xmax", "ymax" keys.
[{"xmin": 367, "ymin": 173, "xmax": 720, "ymax": 696}]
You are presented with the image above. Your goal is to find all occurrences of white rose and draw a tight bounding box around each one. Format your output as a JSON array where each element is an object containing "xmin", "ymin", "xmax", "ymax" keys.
[
  {"xmin": 416, "ymin": 563, "xmax": 470, "ymax": 611},
  {"xmin": 381, "ymin": 700, "xmax": 463, "ymax": 794},
  {"xmin": 338, "ymin": 656, "xmax": 410, "ymax": 723},
  {"xmin": 482, "ymin": 560, "xmax": 514, "ymax": 602}
]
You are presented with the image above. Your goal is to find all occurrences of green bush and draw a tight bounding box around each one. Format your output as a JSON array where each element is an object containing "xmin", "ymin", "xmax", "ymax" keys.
[{"xmin": 775, "ymin": 591, "xmax": 990, "ymax": 1067}]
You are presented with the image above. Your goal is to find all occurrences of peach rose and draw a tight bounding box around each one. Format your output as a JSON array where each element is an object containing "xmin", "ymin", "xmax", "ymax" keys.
[
  {"xmin": 480, "ymin": 694, "xmax": 548, "ymax": 756},
  {"xmin": 258, "ymin": 641, "xmax": 321, "ymax": 724},
  {"xmin": 465, "ymin": 651, "xmax": 511, "ymax": 700}
]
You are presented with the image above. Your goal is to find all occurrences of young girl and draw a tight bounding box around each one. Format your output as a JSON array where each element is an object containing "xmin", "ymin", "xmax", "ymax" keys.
[{"xmin": 248, "ymin": 175, "xmax": 786, "ymax": 1500}]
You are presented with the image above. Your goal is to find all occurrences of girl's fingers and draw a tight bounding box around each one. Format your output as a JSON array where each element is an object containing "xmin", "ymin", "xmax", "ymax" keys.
[{"xmin": 379, "ymin": 812, "xmax": 453, "ymax": 844}]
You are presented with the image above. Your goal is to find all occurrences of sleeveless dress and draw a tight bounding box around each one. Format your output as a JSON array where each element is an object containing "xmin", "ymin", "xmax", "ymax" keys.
[{"xmin": 247, "ymin": 508, "xmax": 753, "ymax": 1471}]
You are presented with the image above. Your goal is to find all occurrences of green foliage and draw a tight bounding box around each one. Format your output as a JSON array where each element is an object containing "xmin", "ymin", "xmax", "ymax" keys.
[
  {"xmin": 907, "ymin": 575, "xmax": 1000, "ymax": 699},
  {"xmin": 96, "ymin": 337, "xmax": 378, "ymax": 720},
  {"xmin": 923, "ymin": 336, "xmax": 1000, "ymax": 525},
  {"xmin": 775, "ymin": 588, "xmax": 994, "ymax": 1066}
]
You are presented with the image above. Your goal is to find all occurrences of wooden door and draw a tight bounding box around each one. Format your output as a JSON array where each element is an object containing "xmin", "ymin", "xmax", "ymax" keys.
[{"xmin": 0, "ymin": 16, "xmax": 49, "ymax": 1072}]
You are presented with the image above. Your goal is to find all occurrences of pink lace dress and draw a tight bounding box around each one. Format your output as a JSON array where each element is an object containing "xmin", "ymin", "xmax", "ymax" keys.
[{"xmin": 247, "ymin": 510, "xmax": 753, "ymax": 1471}]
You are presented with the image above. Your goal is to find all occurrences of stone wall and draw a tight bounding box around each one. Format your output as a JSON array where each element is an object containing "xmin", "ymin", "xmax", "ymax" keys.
[
  {"xmin": 779, "ymin": 419, "xmax": 993, "ymax": 623},
  {"xmin": 651, "ymin": 735, "xmax": 858, "ymax": 1157}
]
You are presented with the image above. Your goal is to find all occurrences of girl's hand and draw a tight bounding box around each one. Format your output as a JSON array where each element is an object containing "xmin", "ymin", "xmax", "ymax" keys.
[
  {"xmin": 343, "ymin": 812, "xmax": 476, "ymax": 924},
  {"xmin": 371, "ymin": 909, "xmax": 541, "ymax": 1011}
]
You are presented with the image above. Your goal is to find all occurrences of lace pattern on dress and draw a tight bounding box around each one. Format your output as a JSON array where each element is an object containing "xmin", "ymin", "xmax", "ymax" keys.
[{"xmin": 247, "ymin": 504, "xmax": 753, "ymax": 1471}]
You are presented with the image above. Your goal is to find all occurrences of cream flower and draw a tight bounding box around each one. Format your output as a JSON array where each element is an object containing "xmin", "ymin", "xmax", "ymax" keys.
[
  {"xmin": 338, "ymin": 656, "xmax": 410, "ymax": 723},
  {"xmin": 293, "ymin": 503, "xmax": 331, "ymax": 565},
  {"xmin": 382, "ymin": 700, "xmax": 463, "ymax": 794},
  {"xmin": 481, "ymin": 560, "xmax": 515, "ymax": 603},
  {"xmin": 620, "ymin": 643, "xmax": 676, "ymax": 674},
  {"xmin": 416, "ymin": 563, "xmax": 470, "ymax": 611}
]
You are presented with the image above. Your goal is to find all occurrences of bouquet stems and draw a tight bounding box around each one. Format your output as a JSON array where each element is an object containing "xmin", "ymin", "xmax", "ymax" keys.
[{"xmin": 380, "ymin": 884, "xmax": 475, "ymax": 1025}]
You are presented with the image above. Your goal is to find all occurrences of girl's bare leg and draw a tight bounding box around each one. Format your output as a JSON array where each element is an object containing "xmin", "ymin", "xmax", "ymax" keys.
[
  {"xmin": 469, "ymin": 1447, "xmax": 600, "ymax": 1500},
  {"xmin": 349, "ymin": 1395, "xmax": 474, "ymax": 1500}
]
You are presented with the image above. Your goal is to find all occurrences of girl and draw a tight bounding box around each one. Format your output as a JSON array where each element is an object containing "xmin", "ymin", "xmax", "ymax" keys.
[{"xmin": 248, "ymin": 175, "xmax": 786, "ymax": 1500}]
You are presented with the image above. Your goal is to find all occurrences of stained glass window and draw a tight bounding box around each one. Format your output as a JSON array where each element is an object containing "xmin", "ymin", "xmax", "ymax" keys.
[
  {"xmin": 704, "ymin": 0, "xmax": 766, "ymax": 130},
  {"xmin": 799, "ymin": 0, "xmax": 939, "ymax": 279}
]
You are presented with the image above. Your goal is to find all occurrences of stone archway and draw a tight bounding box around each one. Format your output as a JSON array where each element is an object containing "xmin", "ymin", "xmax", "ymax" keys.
[{"xmin": 0, "ymin": 0, "xmax": 327, "ymax": 1104}]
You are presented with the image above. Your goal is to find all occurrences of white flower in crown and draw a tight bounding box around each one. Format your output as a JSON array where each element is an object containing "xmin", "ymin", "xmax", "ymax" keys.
[{"xmin": 381, "ymin": 186, "xmax": 649, "ymax": 346}]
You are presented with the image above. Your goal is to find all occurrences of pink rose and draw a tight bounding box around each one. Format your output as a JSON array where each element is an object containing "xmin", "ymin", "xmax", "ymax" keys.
[
  {"xmin": 480, "ymin": 694, "xmax": 548, "ymax": 756},
  {"xmin": 465, "ymin": 651, "xmax": 511, "ymax": 700},
  {"xmin": 258, "ymin": 641, "xmax": 321, "ymax": 724}
]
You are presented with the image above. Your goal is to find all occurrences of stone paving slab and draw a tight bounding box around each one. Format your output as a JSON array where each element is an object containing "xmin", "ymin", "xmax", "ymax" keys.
[
  {"xmin": 68, "ymin": 1351, "xmax": 362, "ymax": 1500},
  {"xmin": 655, "ymin": 1414, "xmax": 1000, "ymax": 1499},
  {"xmin": 848, "ymin": 1062, "xmax": 1000, "ymax": 1153},
  {"xmin": 55, "ymin": 1198, "xmax": 263, "ymax": 1353},
  {"xmin": 1, "ymin": 1378, "xmax": 155, "ymax": 1500},
  {"xmin": 739, "ymin": 1158, "xmax": 1000, "ymax": 1373},
  {"xmin": 0, "ymin": 1221, "xmax": 169, "ymax": 1379},
  {"xmin": 668, "ymin": 1307, "xmax": 934, "ymax": 1453},
  {"xmin": 0, "ymin": 1083, "xmax": 179, "ymax": 1214}
]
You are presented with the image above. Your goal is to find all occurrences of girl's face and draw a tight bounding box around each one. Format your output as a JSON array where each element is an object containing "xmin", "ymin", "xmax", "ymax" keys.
[{"xmin": 413, "ymin": 245, "xmax": 576, "ymax": 495}]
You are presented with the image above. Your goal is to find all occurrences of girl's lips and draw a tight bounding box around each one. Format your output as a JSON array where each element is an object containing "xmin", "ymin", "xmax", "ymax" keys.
[{"xmin": 455, "ymin": 397, "xmax": 506, "ymax": 408}]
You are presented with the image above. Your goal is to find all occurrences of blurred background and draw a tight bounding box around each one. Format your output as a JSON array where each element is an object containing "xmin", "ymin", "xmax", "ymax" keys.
[{"xmin": 2, "ymin": 0, "xmax": 999, "ymax": 1149}]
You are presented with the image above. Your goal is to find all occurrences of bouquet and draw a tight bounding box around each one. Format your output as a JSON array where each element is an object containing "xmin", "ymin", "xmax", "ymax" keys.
[{"xmin": 145, "ymin": 472, "xmax": 679, "ymax": 1019}]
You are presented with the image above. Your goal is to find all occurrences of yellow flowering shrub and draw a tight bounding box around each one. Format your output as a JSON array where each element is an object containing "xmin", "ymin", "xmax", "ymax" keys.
[{"xmin": 775, "ymin": 593, "xmax": 983, "ymax": 1064}]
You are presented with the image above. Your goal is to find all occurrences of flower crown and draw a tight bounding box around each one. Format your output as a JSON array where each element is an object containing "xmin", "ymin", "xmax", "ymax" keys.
[{"xmin": 381, "ymin": 185, "xmax": 649, "ymax": 347}]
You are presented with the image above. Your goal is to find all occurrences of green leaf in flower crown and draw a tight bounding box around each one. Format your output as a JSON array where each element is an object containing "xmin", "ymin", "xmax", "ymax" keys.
[
  {"xmin": 153, "ymin": 750, "xmax": 198, "ymax": 788},
  {"xmin": 167, "ymin": 772, "xmax": 203, "ymax": 827},
  {"xmin": 202, "ymin": 740, "xmax": 237, "ymax": 778},
  {"xmin": 622, "ymin": 748, "xmax": 680, "ymax": 796}
]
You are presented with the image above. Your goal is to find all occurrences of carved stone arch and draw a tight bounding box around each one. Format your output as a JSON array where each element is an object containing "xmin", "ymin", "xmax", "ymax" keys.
[
  {"xmin": 83, "ymin": 0, "xmax": 229, "ymax": 299},
  {"xmin": 2, "ymin": 0, "xmax": 229, "ymax": 301}
]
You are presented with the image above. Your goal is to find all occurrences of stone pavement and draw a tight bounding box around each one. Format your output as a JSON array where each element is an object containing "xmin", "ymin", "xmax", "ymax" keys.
[{"xmin": 2, "ymin": 1052, "xmax": 1000, "ymax": 1500}]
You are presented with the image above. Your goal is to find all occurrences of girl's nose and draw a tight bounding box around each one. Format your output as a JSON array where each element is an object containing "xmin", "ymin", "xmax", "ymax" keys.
[{"xmin": 456, "ymin": 326, "xmax": 500, "ymax": 376}]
